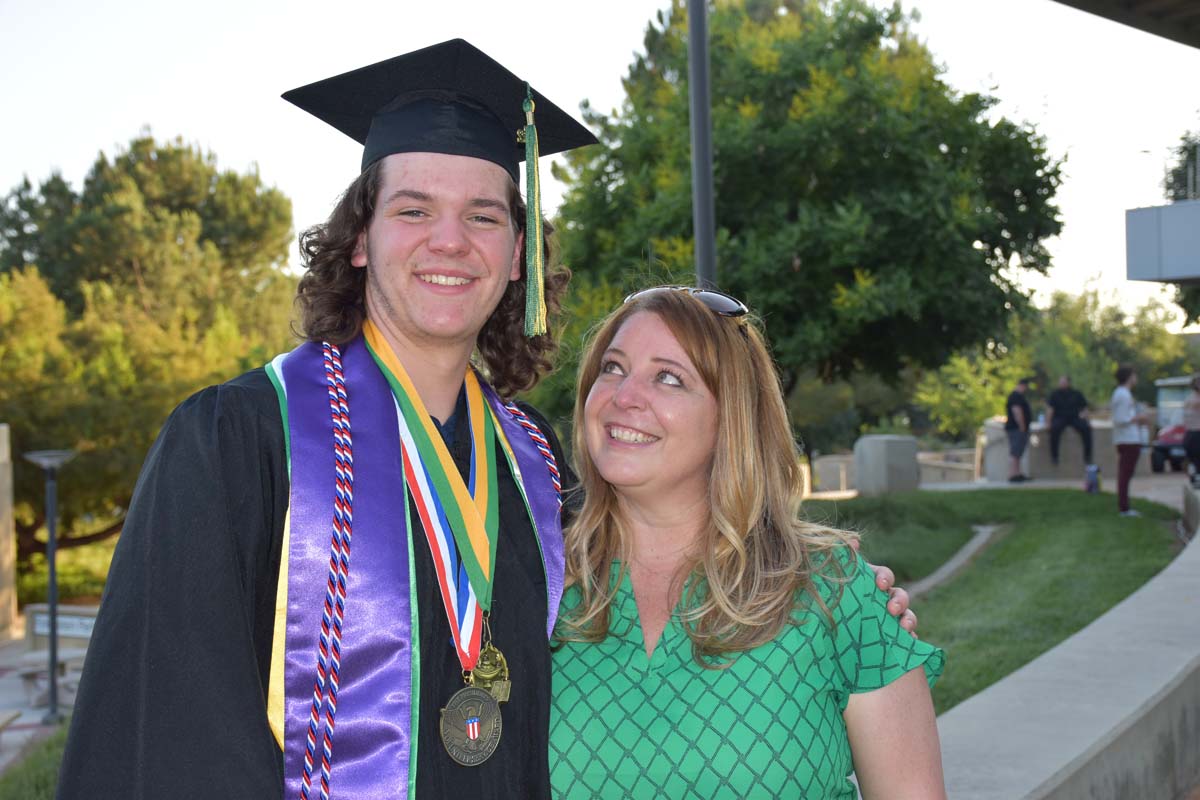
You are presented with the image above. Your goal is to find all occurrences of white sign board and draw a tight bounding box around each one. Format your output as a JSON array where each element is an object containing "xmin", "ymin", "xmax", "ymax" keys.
[{"xmin": 33, "ymin": 613, "xmax": 95, "ymax": 640}]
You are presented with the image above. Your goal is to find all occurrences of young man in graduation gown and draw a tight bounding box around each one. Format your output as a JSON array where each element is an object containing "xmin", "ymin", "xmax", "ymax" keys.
[
  {"xmin": 57, "ymin": 40, "xmax": 918, "ymax": 800},
  {"xmin": 58, "ymin": 40, "xmax": 593, "ymax": 800}
]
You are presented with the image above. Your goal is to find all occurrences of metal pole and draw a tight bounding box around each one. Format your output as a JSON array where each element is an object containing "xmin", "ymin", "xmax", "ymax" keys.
[
  {"xmin": 22, "ymin": 449, "xmax": 73, "ymax": 723},
  {"xmin": 43, "ymin": 466, "xmax": 61, "ymax": 724},
  {"xmin": 1188, "ymin": 144, "xmax": 1196, "ymax": 200},
  {"xmin": 1185, "ymin": 143, "xmax": 1195, "ymax": 200},
  {"xmin": 687, "ymin": 0, "xmax": 717, "ymax": 288}
]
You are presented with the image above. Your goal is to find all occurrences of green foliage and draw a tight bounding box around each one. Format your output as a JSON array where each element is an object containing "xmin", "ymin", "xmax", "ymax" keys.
[
  {"xmin": 0, "ymin": 723, "xmax": 68, "ymax": 800},
  {"xmin": 519, "ymin": 275, "xmax": 626, "ymax": 451},
  {"xmin": 803, "ymin": 492, "xmax": 974, "ymax": 584},
  {"xmin": 914, "ymin": 342, "xmax": 1030, "ymax": 440},
  {"xmin": 915, "ymin": 291, "xmax": 1194, "ymax": 437},
  {"xmin": 808, "ymin": 488, "xmax": 1178, "ymax": 713},
  {"xmin": 788, "ymin": 371, "xmax": 858, "ymax": 454},
  {"xmin": 1162, "ymin": 127, "xmax": 1200, "ymax": 323},
  {"xmin": 1163, "ymin": 128, "xmax": 1199, "ymax": 203},
  {"xmin": 0, "ymin": 134, "xmax": 298, "ymax": 558},
  {"xmin": 17, "ymin": 536, "xmax": 118, "ymax": 606},
  {"xmin": 1019, "ymin": 291, "xmax": 1192, "ymax": 405},
  {"xmin": 554, "ymin": 0, "xmax": 1062, "ymax": 389}
]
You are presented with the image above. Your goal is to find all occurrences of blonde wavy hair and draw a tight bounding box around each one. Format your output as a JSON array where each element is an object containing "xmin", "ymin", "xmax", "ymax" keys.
[{"xmin": 558, "ymin": 288, "xmax": 856, "ymax": 666}]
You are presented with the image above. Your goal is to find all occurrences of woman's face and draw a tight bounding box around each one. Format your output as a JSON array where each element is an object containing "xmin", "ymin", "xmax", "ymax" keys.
[{"xmin": 583, "ymin": 311, "xmax": 719, "ymax": 506}]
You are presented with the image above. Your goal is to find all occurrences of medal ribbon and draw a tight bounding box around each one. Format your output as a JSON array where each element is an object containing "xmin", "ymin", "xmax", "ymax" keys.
[{"xmin": 363, "ymin": 321, "xmax": 502, "ymax": 671}]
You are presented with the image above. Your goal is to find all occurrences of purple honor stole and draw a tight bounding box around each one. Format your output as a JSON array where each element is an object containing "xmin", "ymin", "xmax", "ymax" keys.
[{"xmin": 271, "ymin": 336, "xmax": 564, "ymax": 799}]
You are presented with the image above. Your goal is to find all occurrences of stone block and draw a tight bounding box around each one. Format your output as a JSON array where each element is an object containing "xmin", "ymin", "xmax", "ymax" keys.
[
  {"xmin": 1185, "ymin": 483, "xmax": 1200, "ymax": 538},
  {"xmin": 852, "ymin": 435, "xmax": 919, "ymax": 496},
  {"xmin": 0, "ymin": 424, "xmax": 14, "ymax": 640},
  {"xmin": 979, "ymin": 418, "xmax": 1117, "ymax": 483},
  {"xmin": 811, "ymin": 454, "xmax": 854, "ymax": 491},
  {"xmin": 24, "ymin": 603, "xmax": 99, "ymax": 651}
]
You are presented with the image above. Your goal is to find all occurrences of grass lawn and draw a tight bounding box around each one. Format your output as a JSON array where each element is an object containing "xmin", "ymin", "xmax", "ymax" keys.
[
  {"xmin": 802, "ymin": 493, "xmax": 976, "ymax": 584},
  {"xmin": 17, "ymin": 537, "xmax": 117, "ymax": 607},
  {"xmin": 805, "ymin": 488, "xmax": 1181, "ymax": 713},
  {"xmin": 0, "ymin": 724, "xmax": 67, "ymax": 800}
]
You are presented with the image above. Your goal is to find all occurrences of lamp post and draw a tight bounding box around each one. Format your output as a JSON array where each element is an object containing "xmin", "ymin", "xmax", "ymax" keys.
[
  {"xmin": 687, "ymin": 0, "xmax": 717, "ymax": 288},
  {"xmin": 22, "ymin": 449, "xmax": 76, "ymax": 724}
]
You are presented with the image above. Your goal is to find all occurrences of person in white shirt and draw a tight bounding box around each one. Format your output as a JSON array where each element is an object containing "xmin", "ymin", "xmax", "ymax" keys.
[{"xmin": 1110, "ymin": 365, "xmax": 1155, "ymax": 517}]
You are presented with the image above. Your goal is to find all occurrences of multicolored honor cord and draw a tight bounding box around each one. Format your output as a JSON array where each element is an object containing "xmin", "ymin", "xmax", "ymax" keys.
[{"xmin": 363, "ymin": 321, "xmax": 504, "ymax": 671}]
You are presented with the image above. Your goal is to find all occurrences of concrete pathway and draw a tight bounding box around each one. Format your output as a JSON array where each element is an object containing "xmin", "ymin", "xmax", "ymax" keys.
[{"xmin": 0, "ymin": 619, "xmax": 71, "ymax": 777}]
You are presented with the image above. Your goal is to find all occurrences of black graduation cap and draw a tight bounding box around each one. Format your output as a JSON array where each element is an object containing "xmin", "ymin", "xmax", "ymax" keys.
[{"xmin": 281, "ymin": 38, "xmax": 597, "ymax": 182}]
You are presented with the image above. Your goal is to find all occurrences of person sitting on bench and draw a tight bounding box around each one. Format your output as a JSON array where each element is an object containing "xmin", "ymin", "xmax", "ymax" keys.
[{"xmin": 1046, "ymin": 375, "xmax": 1094, "ymax": 468}]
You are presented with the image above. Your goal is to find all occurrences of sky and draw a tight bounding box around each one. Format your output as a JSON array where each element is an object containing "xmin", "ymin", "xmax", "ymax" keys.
[{"xmin": 2, "ymin": 0, "xmax": 1198, "ymax": 322}]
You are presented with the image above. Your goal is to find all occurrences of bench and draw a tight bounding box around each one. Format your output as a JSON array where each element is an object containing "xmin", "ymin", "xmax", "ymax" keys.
[{"xmin": 17, "ymin": 648, "xmax": 87, "ymax": 707}]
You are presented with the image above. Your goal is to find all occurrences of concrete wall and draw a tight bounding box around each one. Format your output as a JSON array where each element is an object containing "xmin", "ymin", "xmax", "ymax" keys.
[
  {"xmin": 0, "ymin": 425, "xmax": 15, "ymax": 639},
  {"xmin": 938, "ymin": 524, "xmax": 1200, "ymax": 799},
  {"xmin": 979, "ymin": 418, "xmax": 1118, "ymax": 483},
  {"xmin": 853, "ymin": 435, "xmax": 919, "ymax": 496},
  {"xmin": 24, "ymin": 603, "xmax": 98, "ymax": 651},
  {"xmin": 1126, "ymin": 199, "xmax": 1200, "ymax": 283},
  {"xmin": 918, "ymin": 449, "xmax": 977, "ymax": 484},
  {"xmin": 811, "ymin": 454, "xmax": 855, "ymax": 492}
]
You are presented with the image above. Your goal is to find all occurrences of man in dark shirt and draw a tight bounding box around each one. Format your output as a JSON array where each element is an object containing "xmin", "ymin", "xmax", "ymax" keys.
[
  {"xmin": 1046, "ymin": 375, "xmax": 1093, "ymax": 467},
  {"xmin": 1005, "ymin": 377, "xmax": 1033, "ymax": 482}
]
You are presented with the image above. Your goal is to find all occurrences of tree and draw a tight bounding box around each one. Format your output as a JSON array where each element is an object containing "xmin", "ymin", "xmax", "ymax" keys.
[
  {"xmin": 1164, "ymin": 129, "xmax": 1199, "ymax": 203},
  {"xmin": 0, "ymin": 135, "xmax": 297, "ymax": 561},
  {"xmin": 1, "ymin": 134, "xmax": 293, "ymax": 326},
  {"xmin": 915, "ymin": 291, "xmax": 1194, "ymax": 438},
  {"xmin": 1162, "ymin": 128, "xmax": 1200, "ymax": 323},
  {"xmin": 914, "ymin": 341, "xmax": 1031, "ymax": 441},
  {"xmin": 520, "ymin": 274, "xmax": 627, "ymax": 448},
  {"xmin": 554, "ymin": 0, "xmax": 1062, "ymax": 396}
]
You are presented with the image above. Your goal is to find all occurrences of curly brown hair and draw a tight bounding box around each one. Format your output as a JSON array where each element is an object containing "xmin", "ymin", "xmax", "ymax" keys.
[{"xmin": 294, "ymin": 159, "xmax": 570, "ymax": 398}]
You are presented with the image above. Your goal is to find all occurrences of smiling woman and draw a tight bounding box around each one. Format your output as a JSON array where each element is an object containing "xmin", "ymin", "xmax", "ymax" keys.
[{"xmin": 549, "ymin": 287, "xmax": 946, "ymax": 799}]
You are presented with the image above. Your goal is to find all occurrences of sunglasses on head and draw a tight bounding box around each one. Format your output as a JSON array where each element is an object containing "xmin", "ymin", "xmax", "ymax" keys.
[{"xmin": 623, "ymin": 286, "xmax": 749, "ymax": 318}]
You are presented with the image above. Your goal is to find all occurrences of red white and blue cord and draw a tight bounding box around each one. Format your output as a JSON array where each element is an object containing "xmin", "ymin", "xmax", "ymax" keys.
[{"xmin": 300, "ymin": 343, "xmax": 354, "ymax": 800}]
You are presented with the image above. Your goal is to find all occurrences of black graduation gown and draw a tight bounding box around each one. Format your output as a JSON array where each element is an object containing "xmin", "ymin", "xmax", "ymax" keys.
[{"xmin": 56, "ymin": 367, "xmax": 573, "ymax": 800}]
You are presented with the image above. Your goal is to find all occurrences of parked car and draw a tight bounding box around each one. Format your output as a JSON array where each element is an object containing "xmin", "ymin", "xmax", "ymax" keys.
[{"xmin": 1151, "ymin": 423, "xmax": 1186, "ymax": 473}]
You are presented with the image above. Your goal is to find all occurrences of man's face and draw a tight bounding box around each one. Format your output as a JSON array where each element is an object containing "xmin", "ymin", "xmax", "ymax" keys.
[
  {"xmin": 1058, "ymin": 376, "xmax": 1070, "ymax": 389},
  {"xmin": 352, "ymin": 152, "xmax": 522, "ymax": 355}
]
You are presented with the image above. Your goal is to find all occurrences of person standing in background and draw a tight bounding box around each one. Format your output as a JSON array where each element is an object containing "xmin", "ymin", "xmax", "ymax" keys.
[
  {"xmin": 1005, "ymin": 377, "xmax": 1034, "ymax": 483},
  {"xmin": 1183, "ymin": 375, "xmax": 1200, "ymax": 487},
  {"xmin": 1110, "ymin": 365, "xmax": 1155, "ymax": 517}
]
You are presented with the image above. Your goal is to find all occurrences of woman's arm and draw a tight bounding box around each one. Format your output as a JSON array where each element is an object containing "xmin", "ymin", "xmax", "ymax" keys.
[{"xmin": 844, "ymin": 667, "xmax": 947, "ymax": 800}]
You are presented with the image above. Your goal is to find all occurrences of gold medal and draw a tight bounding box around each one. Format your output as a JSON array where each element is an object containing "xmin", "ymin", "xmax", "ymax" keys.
[
  {"xmin": 440, "ymin": 615, "xmax": 510, "ymax": 765},
  {"xmin": 440, "ymin": 686, "xmax": 502, "ymax": 766},
  {"xmin": 470, "ymin": 640, "xmax": 511, "ymax": 703}
]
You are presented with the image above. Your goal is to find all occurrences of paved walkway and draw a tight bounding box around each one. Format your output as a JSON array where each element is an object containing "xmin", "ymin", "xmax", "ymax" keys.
[{"xmin": 0, "ymin": 616, "xmax": 73, "ymax": 777}]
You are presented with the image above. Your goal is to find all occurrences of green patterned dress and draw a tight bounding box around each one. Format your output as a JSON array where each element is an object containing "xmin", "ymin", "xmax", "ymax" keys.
[{"xmin": 548, "ymin": 549, "xmax": 944, "ymax": 799}]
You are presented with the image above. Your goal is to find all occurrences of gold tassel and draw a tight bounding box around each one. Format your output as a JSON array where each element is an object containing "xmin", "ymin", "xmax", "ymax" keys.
[{"xmin": 522, "ymin": 84, "xmax": 546, "ymax": 337}]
